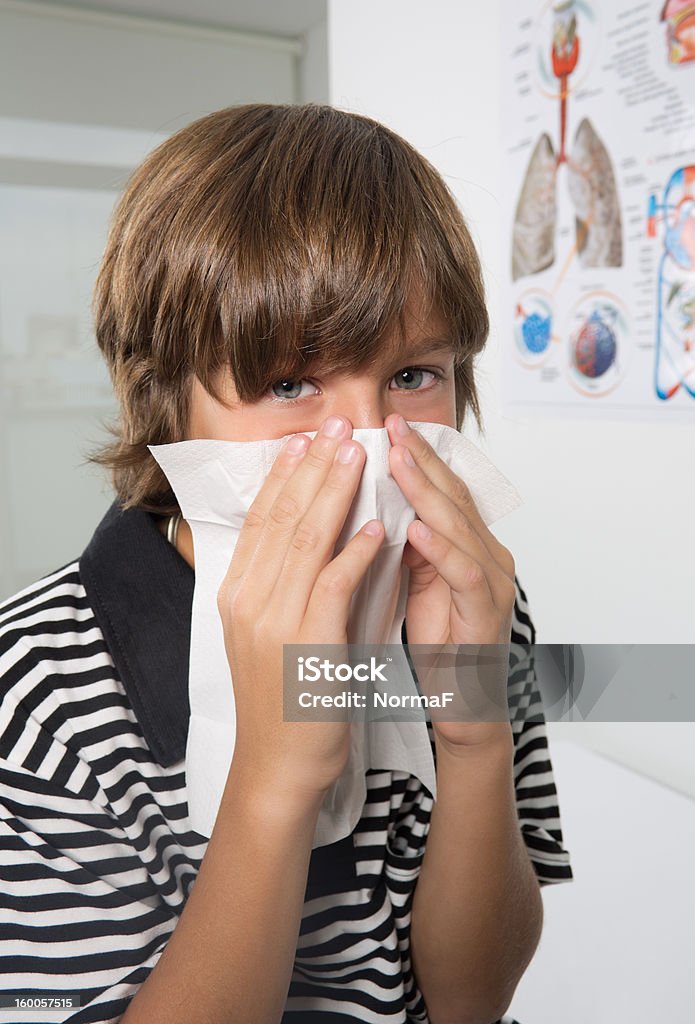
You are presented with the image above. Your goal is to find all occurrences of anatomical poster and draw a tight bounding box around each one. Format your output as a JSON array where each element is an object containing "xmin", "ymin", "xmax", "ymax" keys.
[{"xmin": 500, "ymin": 0, "xmax": 695, "ymax": 421}]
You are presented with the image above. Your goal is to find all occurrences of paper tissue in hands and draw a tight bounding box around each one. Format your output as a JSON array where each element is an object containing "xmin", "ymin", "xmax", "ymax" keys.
[{"xmin": 149, "ymin": 422, "xmax": 522, "ymax": 847}]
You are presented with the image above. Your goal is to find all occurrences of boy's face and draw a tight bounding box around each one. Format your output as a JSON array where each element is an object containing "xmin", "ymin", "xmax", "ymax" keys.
[{"xmin": 187, "ymin": 299, "xmax": 458, "ymax": 440}]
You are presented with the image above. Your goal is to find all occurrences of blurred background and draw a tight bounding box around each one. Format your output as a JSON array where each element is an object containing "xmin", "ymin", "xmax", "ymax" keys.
[{"xmin": 1, "ymin": 2, "xmax": 693, "ymax": 1020}]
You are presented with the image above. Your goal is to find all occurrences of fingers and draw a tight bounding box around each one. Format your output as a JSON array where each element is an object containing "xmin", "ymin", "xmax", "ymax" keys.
[
  {"xmin": 385, "ymin": 414, "xmax": 515, "ymax": 577},
  {"xmin": 404, "ymin": 518, "xmax": 516, "ymax": 635},
  {"xmin": 392, "ymin": 445, "xmax": 513, "ymax": 606},
  {"xmin": 267, "ymin": 433, "xmax": 378, "ymax": 618},
  {"xmin": 241, "ymin": 413, "xmax": 362, "ymax": 598},
  {"xmin": 219, "ymin": 431, "xmax": 311, "ymax": 597},
  {"xmin": 302, "ymin": 519, "xmax": 384, "ymax": 640}
]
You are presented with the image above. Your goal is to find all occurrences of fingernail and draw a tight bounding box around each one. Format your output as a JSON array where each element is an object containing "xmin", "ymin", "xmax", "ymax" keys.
[
  {"xmin": 364, "ymin": 520, "xmax": 382, "ymax": 536},
  {"xmin": 415, "ymin": 520, "xmax": 432, "ymax": 540},
  {"xmin": 395, "ymin": 415, "xmax": 410, "ymax": 436},
  {"xmin": 337, "ymin": 441, "xmax": 358, "ymax": 464},
  {"xmin": 286, "ymin": 435, "xmax": 308, "ymax": 455},
  {"xmin": 321, "ymin": 415, "xmax": 346, "ymax": 437},
  {"xmin": 403, "ymin": 448, "xmax": 416, "ymax": 467}
]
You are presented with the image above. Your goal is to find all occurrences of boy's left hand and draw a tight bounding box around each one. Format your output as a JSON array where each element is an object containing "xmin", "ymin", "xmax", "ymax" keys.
[{"xmin": 385, "ymin": 414, "xmax": 516, "ymax": 752}]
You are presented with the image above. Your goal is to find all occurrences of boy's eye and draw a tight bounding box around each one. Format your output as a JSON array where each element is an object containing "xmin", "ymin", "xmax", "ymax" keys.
[
  {"xmin": 269, "ymin": 378, "xmax": 317, "ymax": 401},
  {"xmin": 267, "ymin": 367, "xmax": 443, "ymax": 405},
  {"xmin": 389, "ymin": 367, "xmax": 438, "ymax": 391}
]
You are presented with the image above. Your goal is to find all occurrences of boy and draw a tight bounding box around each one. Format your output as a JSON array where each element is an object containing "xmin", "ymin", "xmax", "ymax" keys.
[{"xmin": 0, "ymin": 103, "xmax": 573, "ymax": 1024}]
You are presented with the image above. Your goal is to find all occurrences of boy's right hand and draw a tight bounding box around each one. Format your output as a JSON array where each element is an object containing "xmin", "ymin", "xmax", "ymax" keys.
[{"xmin": 216, "ymin": 415, "xmax": 384, "ymax": 804}]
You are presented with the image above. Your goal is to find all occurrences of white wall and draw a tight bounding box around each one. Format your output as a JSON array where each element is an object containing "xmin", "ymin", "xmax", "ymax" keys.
[
  {"xmin": 326, "ymin": 0, "xmax": 695, "ymax": 797},
  {"xmin": 0, "ymin": 4, "xmax": 298, "ymax": 131},
  {"xmin": 300, "ymin": 17, "xmax": 329, "ymax": 104}
]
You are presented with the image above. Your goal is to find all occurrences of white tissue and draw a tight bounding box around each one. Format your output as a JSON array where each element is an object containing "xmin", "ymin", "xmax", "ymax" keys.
[{"xmin": 149, "ymin": 423, "xmax": 522, "ymax": 846}]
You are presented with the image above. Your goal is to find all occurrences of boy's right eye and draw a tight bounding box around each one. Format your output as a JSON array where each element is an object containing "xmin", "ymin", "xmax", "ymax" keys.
[{"xmin": 267, "ymin": 378, "xmax": 319, "ymax": 404}]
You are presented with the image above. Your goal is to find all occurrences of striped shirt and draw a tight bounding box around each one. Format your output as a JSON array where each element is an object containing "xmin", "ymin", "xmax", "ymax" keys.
[{"xmin": 0, "ymin": 498, "xmax": 573, "ymax": 1024}]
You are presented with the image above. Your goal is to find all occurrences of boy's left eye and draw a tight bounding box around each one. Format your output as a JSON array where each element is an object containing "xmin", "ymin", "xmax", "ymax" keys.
[
  {"xmin": 389, "ymin": 367, "xmax": 439, "ymax": 391},
  {"xmin": 267, "ymin": 367, "xmax": 443, "ymax": 405}
]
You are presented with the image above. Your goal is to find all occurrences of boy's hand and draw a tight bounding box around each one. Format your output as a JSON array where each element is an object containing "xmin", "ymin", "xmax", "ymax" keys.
[
  {"xmin": 216, "ymin": 415, "xmax": 385, "ymax": 802},
  {"xmin": 385, "ymin": 414, "xmax": 516, "ymax": 752}
]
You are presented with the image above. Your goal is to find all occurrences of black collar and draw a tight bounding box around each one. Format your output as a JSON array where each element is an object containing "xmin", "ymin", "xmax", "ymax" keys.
[
  {"xmin": 79, "ymin": 497, "xmax": 409, "ymax": 770},
  {"xmin": 80, "ymin": 498, "xmax": 194, "ymax": 768}
]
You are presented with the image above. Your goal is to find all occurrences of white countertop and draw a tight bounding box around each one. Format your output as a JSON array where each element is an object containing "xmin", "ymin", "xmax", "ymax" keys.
[{"xmin": 508, "ymin": 739, "xmax": 695, "ymax": 1023}]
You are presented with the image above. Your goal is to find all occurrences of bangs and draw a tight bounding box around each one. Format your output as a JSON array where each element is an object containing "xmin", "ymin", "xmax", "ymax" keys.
[{"xmin": 180, "ymin": 105, "xmax": 487, "ymax": 405}]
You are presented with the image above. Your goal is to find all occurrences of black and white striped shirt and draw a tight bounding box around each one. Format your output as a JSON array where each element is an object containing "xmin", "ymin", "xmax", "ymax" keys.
[{"xmin": 0, "ymin": 499, "xmax": 573, "ymax": 1024}]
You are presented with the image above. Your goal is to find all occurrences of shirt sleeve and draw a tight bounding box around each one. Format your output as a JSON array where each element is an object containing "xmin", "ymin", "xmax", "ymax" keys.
[
  {"xmin": 382, "ymin": 773, "xmax": 433, "ymax": 1024},
  {"xmin": 384, "ymin": 576, "xmax": 573, "ymax": 1021},
  {"xmin": 508, "ymin": 575, "xmax": 574, "ymax": 887},
  {"xmin": 389, "ymin": 574, "xmax": 574, "ymax": 892},
  {"xmin": 0, "ymin": 638, "xmax": 179, "ymax": 1024}
]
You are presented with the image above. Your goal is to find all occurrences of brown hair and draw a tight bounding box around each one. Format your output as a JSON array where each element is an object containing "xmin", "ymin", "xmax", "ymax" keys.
[{"xmin": 89, "ymin": 103, "xmax": 489, "ymax": 514}]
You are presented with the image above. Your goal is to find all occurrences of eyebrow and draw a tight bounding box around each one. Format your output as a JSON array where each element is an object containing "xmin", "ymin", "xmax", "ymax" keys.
[{"xmin": 395, "ymin": 337, "xmax": 455, "ymax": 359}]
